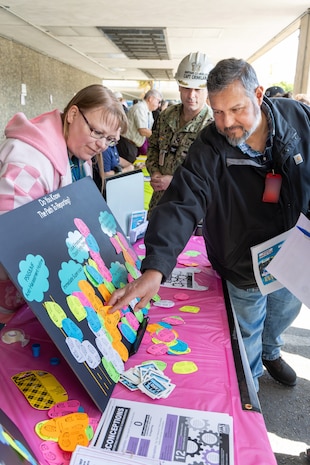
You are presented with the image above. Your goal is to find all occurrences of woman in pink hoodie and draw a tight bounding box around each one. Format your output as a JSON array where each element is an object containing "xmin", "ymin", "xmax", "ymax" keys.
[{"xmin": 0, "ymin": 84, "xmax": 128, "ymax": 323}]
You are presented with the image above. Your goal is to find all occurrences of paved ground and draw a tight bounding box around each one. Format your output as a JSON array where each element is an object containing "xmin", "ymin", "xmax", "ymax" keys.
[{"xmin": 258, "ymin": 303, "xmax": 310, "ymax": 464}]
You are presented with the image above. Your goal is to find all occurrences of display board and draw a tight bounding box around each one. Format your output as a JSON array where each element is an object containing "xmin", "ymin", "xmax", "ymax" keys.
[
  {"xmin": 0, "ymin": 177, "xmax": 147, "ymax": 412},
  {"xmin": 0, "ymin": 409, "xmax": 39, "ymax": 464}
]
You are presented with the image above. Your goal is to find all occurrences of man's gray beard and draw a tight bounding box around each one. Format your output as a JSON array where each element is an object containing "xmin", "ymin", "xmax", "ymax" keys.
[
  {"xmin": 218, "ymin": 101, "xmax": 261, "ymax": 147},
  {"xmin": 222, "ymin": 130, "xmax": 250, "ymax": 147}
]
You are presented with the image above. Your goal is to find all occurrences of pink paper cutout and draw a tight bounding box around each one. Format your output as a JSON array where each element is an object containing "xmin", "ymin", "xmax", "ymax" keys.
[
  {"xmin": 122, "ymin": 312, "xmax": 140, "ymax": 331},
  {"xmin": 162, "ymin": 316, "xmax": 185, "ymax": 326},
  {"xmin": 89, "ymin": 251, "xmax": 112, "ymax": 281},
  {"xmin": 110, "ymin": 236, "xmax": 123, "ymax": 254},
  {"xmin": 156, "ymin": 328, "xmax": 176, "ymax": 343},
  {"xmin": 40, "ymin": 441, "xmax": 71, "ymax": 465},
  {"xmin": 174, "ymin": 292, "xmax": 190, "ymax": 301},
  {"xmin": 48, "ymin": 400, "xmax": 80, "ymax": 418},
  {"xmin": 74, "ymin": 218, "xmax": 90, "ymax": 237},
  {"xmin": 116, "ymin": 231, "xmax": 130, "ymax": 250},
  {"xmin": 72, "ymin": 291, "xmax": 92, "ymax": 308},
  {"xmin": 146, "ymin": 343, "xmax": 168, "ymax": 355}
]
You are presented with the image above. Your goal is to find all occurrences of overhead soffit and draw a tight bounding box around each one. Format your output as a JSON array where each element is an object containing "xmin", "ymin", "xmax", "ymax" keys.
[
  {"xmin": 141, "ymin": 68, "xmax": 174, "ymax": 80},
  {"xmin": 98, "ymin": 27, "xmax": 170, "ymax": 60}
]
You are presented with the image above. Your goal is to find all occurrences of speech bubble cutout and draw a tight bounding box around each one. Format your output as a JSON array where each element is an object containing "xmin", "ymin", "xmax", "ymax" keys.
[
  {"xmin": 97, "ymin": 283, "xmax": 111, "ymax": 302},
  {"xmin": 72, "ymin": 290, "xmax": 92, "ymax": 308},
  {"xmin": 116, "ymin": 231, "xmax": 130, "ymax": 250},
  {"xmin": 110, "ymin": 261, "xmax": 128, "ymax": 288},
  {"xmin": 118, "ymin": 322, "xmax": 137, "ymax": 344},
  {"xmin": 110, "ymin": 236, "xmax": 123, "ymax": 254},
  {"xmin": 40, "ymin": 441, "xmax": 71, "ymax": 465},
  {"xmin": 62, "ymin": 317, "xmax": 84, "ymax": 342},
  {"xmin": 172, "ymin": 361, "xmax": 198, "ymax": 374},
  {"xmin": 142, "ymin": 360, "xmax": 167, "ymax": 371},
  {"xmin": 146, "ymin": 344, "xmax": 168, "ymax": 355},
  {"xmin": 122, "ymin": 312, "xmax": 140, "ymax": 331},
  {"xmin": 44, "ymin": 301, "xmax": 67, "ymax": 328},
  {"xmin": 74, "ymin": 218, "xmax": 90, "ymax": 237},
  {"xmin": 155, "ymin": 328, "xmax": 177, "ymax": 343},
  {"xmin": 89, "ymin": 251, "xmax": 112, "ymax": 281},
  {"xmin": 122, "ymin": 249, "xmax": 136, "ymax": 267},
  {"xmin": 103, "ymin": 279, "xmax": 116, "ymax": 294},
  {"xmin": 66, "ymin": 295, "xmax": 87, "ymax": 321},
  {"xmin": 162, "ymin": 315, "xmax": 185, "ymax": 325},
  {"xmin": 112, "ymin": 339, "xmax": 129, "ymax": 362},
  {"xmin": 65, "ymin": 337, "xmax": 86, "ymax": 362},
  {"xmin": 84, "ymin": 264, "xmax": 104, "ymax": 287},
  {"xmin": 78, "ymin": 280, "xmax": 105, "ymax": 313},
  {"xmin": 101, "ymin": 358, "xmax": 120, "ymax": 383},
  {"xmin": 18, "ymin": 254, "xmax": 49, "ymax": 302},
  {"xmin": 81, "ymin": 340, "xmax": 101, "ymax": 368},
  {"xmin": 58, "ymin": 260, "xmax": 85, "ymax": 295},
  {"xmin": 99, "ymin": 211, "xmax": 117, "ymax": 237},
  {"xmin": 95, "ymin": 333, "xmax": 114, "ymax": 359},
  {"xmin": 85, "ymin": 306, "xmax": 102, "ymax": 333},
  {"xmin": 179, "ymin": 305, "xmax": 200, "ymax": 313},
  {"xmin": 168, "ymin": 339, "xmax": 189, "ymax": 353},
  {"xmin": 124, "ymin": 245, "xmax": 139, "ymax": 266},
  {"xmin": 85, "ymin": 233, "xmax": 100, "ymax": 253},
  {"xmin": 65, "ymin": 230, "xmax": 89, "ymax": 263},
  {"xmin": 107, "ymin": 346, "xmax": 125, "ymax": 373},
  {"xmin": 125, "ymin": 262, "xmax": 141, "ymax": 280}
]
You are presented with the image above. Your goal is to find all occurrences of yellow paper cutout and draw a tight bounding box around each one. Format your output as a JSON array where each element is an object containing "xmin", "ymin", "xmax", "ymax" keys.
[
  {"xmin": 172, "ymin": 361, "xmax": 198, "ymax": 374},
  {"xmin": 11, "ymin": 371, "xmax": 68, "ymax": 410},
  {"xmin": 179, "ymin": 305, "xmax": 200, "ymax": 313},
  {"xmin": 43, "ymin": 301, "xmax": 67, "ymax": 328},
  {"xmin": 66, "ymin": 295, "xmax": 87, "ymax": 321}
]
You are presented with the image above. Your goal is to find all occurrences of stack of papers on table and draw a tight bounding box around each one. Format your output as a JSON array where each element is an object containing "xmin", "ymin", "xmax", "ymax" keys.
[
  {"xmin": 70, "ymin": 446, "xmax": 162, "ymax": 464},
  {"xmin": 86, "ymin": 398, "xmax": 234, "ymax": 465}
]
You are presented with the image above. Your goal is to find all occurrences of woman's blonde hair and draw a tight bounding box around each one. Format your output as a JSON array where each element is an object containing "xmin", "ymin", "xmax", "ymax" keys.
[{"xmin": 62, "ymin": 84, "xmax": 128, "ymax": 140}]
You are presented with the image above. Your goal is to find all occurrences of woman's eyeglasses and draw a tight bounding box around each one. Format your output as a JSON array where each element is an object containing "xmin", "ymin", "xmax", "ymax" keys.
[{"xmin": 78, "ymin": 108, "xmax": 118, "ymax": 146}]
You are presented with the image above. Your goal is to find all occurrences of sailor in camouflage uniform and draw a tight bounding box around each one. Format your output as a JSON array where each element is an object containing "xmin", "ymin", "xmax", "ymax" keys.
[{"xmin": 146, "ymin": 52, "xmax": 213, "ymax": 216}]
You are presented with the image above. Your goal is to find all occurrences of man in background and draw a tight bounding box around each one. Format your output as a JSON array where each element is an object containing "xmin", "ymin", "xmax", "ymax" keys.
[
  {"xmin": 146, "ymin": 52, "xmax": 213, "ymax": 215},
  {"xmin": 125, "ymin": 89, "xmax": 163, "ymax": 155}
]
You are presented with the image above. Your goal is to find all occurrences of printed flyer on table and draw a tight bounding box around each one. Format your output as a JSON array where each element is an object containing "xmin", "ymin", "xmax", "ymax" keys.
[{"xmin": 90, "ymin": 398, "xmax": 234, "ymax": 465}]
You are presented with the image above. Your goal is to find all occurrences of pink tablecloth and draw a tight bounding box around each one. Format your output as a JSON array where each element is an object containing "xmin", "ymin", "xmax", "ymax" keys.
[{"xmin": 0, "ymin": 236, "xmax": 276, "ymax": 465}]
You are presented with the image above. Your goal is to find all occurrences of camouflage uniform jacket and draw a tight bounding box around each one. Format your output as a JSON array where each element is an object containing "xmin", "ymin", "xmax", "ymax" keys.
[{"xmin": 146, "ymin": 103, "xmax": 213, "ymax": 212}]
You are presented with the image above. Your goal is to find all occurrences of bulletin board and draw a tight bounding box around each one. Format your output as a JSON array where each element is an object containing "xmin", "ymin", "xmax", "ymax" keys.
[{"xmin": 0, "ymin": 177, "xmax": 147, "ymax": 412}]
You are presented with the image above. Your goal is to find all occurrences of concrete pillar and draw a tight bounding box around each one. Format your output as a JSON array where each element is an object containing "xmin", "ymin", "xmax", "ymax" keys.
[{"xmin": 294, "ymin": 9, "xmax": 310, "ymax": 94}]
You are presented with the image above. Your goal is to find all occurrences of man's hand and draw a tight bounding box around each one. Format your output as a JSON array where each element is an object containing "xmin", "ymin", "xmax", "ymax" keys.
[
  {"xmin": 107, "ymin": 269, "xmax": 163, "ymax": 313},
  {"xmin": 150, "ymin": 173, "xmax": 173, "ymax": 192}
]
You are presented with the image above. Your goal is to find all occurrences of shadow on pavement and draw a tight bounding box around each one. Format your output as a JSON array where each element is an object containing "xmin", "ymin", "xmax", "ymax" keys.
[{"xmin": 258, "ymin": 313, "xmax": 310, "ymax": 465}]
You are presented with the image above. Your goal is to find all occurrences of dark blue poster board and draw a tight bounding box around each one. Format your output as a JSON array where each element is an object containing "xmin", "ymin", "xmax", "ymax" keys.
[
  {"xmin": 0, "ymin": 409, "xmax": 39, "ymax": 464},
  {"xmin": 0, "ymin": 177, "xmax": 148, "ymax": 412}
]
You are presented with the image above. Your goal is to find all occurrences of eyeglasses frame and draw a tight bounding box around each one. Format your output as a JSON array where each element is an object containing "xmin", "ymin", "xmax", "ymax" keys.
[{"xmin": 78, "ymin": 107, "xmax": 118, "ymax": 146}]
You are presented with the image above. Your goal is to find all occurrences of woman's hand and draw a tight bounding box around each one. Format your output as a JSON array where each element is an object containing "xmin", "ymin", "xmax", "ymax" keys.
[{"xmin": 107, "ymin": 269, "xmax": 163, "ymax": 313}]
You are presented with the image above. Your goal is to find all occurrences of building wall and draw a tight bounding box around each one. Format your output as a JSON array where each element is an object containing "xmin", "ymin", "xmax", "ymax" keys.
[{"xmin": 0, "ymin": 36, "xmax": 102, "ymax": 137}]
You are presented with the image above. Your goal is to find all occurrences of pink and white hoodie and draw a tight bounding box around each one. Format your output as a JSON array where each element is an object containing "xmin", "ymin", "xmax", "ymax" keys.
[
  {"xmin": 0, "ymin": 109, "xmax": 89, "ymax": 215},
  {"xmin": 0, "ymin": 109, "xmax": 92, "ymax": 321}
]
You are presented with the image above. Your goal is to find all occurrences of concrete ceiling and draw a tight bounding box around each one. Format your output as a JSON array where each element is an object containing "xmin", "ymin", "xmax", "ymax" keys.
[{"xmin": 0, "ymin": 1, "xmax": 308, "ymax": 99}]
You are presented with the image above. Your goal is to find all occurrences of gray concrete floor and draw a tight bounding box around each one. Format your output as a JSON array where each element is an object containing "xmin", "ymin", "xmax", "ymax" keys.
[{"xmin": 258, "ymin": 303, "xmax": 310, "ymax": 464}]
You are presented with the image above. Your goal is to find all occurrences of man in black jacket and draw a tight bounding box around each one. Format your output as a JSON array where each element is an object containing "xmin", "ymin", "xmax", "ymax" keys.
[{"xmin": 108, "ymin": 58, "xmax": 310, "ymax": 391}]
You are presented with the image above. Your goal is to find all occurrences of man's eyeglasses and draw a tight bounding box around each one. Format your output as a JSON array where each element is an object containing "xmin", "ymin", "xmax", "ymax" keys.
[{"xmin": 78, "ymin": 107, "xmax": 118, "ymax": 146}]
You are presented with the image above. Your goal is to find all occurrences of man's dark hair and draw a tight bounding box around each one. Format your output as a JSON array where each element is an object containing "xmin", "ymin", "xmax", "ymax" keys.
[{"xmin": 207, "ymin": 58, "xmax": 259, "ymax": 99}]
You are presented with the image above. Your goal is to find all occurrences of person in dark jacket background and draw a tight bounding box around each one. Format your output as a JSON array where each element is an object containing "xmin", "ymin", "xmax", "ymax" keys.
[{"xmin": 108, "ymin": 58, "xmax": 310, "ymax": 392}]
